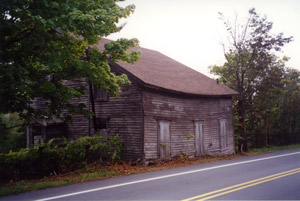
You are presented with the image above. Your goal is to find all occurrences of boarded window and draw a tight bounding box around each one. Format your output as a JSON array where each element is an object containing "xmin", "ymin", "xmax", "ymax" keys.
[
  {"xmin": 95, "ymin": 118, "xmax": 108, "ymax": 129},
  {"xmin": 93, "ymin": 85, "xmax": 108, "ymax": 101},
  {"xmin": 95, "ymin": 117, "xmax": 109, "ymax": 135},
  {"xmin": 195, "ymin": 121, "xmax": 204, "ymax": 156},
  {"xmin": 219, "ymin": 119, "xmax": 227, "ymax": 149},
  {"xmin": 158, "ymin": 121, "xmax": 170, "ymax": 159},
  {"xmin": 31, "ymin": 125, "xmax": 43, "ymax": 145}
]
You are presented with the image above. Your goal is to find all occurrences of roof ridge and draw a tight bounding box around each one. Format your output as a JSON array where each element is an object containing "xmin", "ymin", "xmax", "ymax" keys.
[{"xmin": 97, "ymin": 38, "xmax": 238, "ymax": 96}]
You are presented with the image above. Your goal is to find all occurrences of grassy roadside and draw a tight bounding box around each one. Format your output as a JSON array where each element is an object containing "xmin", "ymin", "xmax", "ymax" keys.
[
  {"xmin": 246, "ymin": 144, "xmax": 300, "ymax": 155},
  {"xmin": 1, "ymin": 144, "xmax": 300, "ymax": 197}
]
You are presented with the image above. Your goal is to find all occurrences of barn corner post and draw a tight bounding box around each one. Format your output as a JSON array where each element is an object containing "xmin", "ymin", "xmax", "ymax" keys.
[
  {"xmin": 141, "ymin": 89, "xmax": 145, "ymax": 161},
  {"xmin": 88, "ymin": 82, "xmax": 97, "ymax": 135},
  {"xmin": 26, "ymin": 125, "xmax": 33, "ymax": 147},
  {"xmin": 85, "ymin": 47, "xmax": 97, "ymax": 136},
  {"xmin": 237, "ymin": 98, "xmax": 247, "ymax": 152}
]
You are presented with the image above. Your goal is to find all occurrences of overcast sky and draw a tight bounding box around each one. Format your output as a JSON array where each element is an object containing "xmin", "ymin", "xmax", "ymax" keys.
[{"xmin": 108, "ymin": 0, "xmax": 300, "ymax": 77}]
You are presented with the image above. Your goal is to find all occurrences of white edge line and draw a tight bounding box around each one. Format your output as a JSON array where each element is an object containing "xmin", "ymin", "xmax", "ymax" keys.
[{"xmin": 35, "ymin": 151, "xmax": 300, "ymax": 201}]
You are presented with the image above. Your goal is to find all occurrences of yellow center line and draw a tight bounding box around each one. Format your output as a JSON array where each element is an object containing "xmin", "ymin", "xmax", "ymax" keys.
[
  {"xmin": 181, "ymin": 167, "xmax": 300, "ymax": 201},
  {"xmin": 197, "ymin": 169, "xmax": 300, "ymax": 201}
]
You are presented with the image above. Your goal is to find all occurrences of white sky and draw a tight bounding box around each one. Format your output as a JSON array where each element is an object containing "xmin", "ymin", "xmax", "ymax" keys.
[{"xmin": 108, "ymin": 0, "xmax": 300, "ymax": 77}]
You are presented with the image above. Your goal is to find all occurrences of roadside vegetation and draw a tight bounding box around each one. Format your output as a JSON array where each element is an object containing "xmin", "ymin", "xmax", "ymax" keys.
[
  {"xmin": 0, "ymin": 113, "xmax": 26, "ymax": 154},
  {"xmin": 1, "ymin": 144, "xmax": 300, "ymax": 197},
  {"xmin": 210, "ymin": 8, "xmax": 300, "ymax": 151},
  {"xmin": 246, "ymin": 144, "xmax": 300, "ymax": 155},
  {"xmin": 0, "ymin": 135, "xmax": 123, "ymax": 183}
]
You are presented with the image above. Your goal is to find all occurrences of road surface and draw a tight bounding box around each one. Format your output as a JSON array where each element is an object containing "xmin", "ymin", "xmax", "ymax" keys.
[{"xmin": 2, "ymin": 148, "xmax": 300, "ymax": 200}]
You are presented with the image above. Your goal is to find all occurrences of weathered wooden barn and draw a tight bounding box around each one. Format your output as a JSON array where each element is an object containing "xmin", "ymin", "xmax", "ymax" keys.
[{"xmin": 27, "ymin": 39, "xmax": 238, "ymax": 161}]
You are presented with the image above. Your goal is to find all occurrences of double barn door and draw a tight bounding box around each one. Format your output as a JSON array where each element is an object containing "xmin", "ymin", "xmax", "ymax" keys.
[{"xmin": 158, "ymin": 121, "xmax": 205, "ymax": 158}]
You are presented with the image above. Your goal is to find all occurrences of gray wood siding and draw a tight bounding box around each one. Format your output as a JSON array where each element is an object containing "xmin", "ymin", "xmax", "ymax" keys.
[
  {"xmin": 29, "ymin": 78, "xmax": 235, "ymax": 161},
  {"xmin": 29, "ymin": 79, "xmax": 91, "ymax": 140},
  {"xmin": 65, "ymin": 79, "xmax": 90, "ymax": 139},
  {"xmin": 29, "ymin": 80, "xmax": 144, "ymax": 162},
  {"xmin": 94, "ymin": 83, "xmax": 143, "ymax": 161},
  {"xmin": 143, "ymin": 89, "xmax": 235, "ymax": 159}
]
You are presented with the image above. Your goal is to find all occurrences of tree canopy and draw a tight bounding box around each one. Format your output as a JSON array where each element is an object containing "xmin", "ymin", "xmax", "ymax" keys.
[
  {"xmin": 0, "ymin": 0, "xmax": 140, "ymax": 123},
  {"xmin": 210, "ymin": 8, "xmax": 297, "ymax": 150}
]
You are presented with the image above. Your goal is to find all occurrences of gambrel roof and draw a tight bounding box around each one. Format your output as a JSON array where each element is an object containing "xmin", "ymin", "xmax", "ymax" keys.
[{"xmin": 97, "ymin": 38, "xmax": 238, "ymax": 96}]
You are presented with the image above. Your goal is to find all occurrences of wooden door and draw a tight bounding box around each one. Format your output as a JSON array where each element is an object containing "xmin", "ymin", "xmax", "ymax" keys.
[
  {"xmin": 195, "ymin": 121, "xmax": 204, "ymax": 156},
  {"xmin": 220, "ymin": 119, "xmax": 227, "ymax": 149},
  {"xmin": 158, "ymin": 121, "xmax": 170, "ymax": 158}
]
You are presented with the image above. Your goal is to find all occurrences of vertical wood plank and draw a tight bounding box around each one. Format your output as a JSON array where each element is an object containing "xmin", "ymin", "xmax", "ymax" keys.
[
  {"xmin": 26, "ymin": 126, "xmax": 32, "ymax": 147},
  {"xmin": 158, "ymin": 121, "xmax": 170, "ymax": 158},
  {"xmin": 195, "ymin": 121, "xmax": 204, "ymax": 156},
  {"xmin": 220, "ymin": 119, "xmax": 227, "ymax": 149}
]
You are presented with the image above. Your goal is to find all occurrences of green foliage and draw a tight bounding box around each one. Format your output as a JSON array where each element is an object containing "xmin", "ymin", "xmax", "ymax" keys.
[
  {"xmin": 247, "ymin": 144, "xmax": 300, "ymax": 155},
  {"xmin": 0, "ymin": 113, "xmax": 26, "ymax": 153},
  {"xmin": 0, "ymin": 0, "xmax": 140, "ymax": 123},
  {"xmin": 0, "ymin": 147, "xmax": 40, "ymax": 182},
  {"xmin": 211, "ymin": 8, "xmax": 295, "ymax": 151},
  {"xmin": 187, "ymin": 133, "xmax": 195, "ymax": 140},
  {"xmin": 0, "ymin": 135, "xmax": 123, "ymax": 182}
]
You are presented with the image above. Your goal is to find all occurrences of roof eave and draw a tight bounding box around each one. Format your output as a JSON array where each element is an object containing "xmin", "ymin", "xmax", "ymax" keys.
[
  {"xmin": 141, "ymin": 82, "xmax": 238, "ymax": 98},
  {"xmin": 109, "ymin": 60, "xmax": 239, "ymax": 98}
]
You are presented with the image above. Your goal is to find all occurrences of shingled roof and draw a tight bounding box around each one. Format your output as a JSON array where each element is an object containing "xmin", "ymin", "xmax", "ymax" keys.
[{"xmin": 96, "ymin": 38, "xmax": 238, "ymax": 96}]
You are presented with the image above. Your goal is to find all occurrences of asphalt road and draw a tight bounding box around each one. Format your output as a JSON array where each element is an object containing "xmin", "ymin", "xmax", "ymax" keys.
[{"xmin": 2, "ymin": 148, "xmax": 300, "ymax": 201}]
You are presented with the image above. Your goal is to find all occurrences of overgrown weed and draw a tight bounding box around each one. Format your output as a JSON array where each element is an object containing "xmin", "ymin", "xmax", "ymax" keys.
[{"xmin": 1, "ymin": 144, "xmax": 300, "ymax": 197}]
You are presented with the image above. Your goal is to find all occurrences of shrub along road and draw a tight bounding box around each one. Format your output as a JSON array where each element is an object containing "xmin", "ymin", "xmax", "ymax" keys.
[{"xmin": 2, "ymin": 148, "xmax": 300, "ymax": 200}]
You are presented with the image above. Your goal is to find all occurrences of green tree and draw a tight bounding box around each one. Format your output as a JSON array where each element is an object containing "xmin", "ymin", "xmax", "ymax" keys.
[
  {"xmin": 210, "ymin": 8, "xmax": 293, "ymax": 151},
  {"xmin": 249, "ymin": 58, "xmax": 286, "ymax": 147},
  {"xmin": 277, "ymin": 68, "xmax": 300, "ymax": 144},
  {"xmin": 0, "ymin": 0, "xmax": 140, "ymax": 123},
  {"xmin": 0, "ymin": 113, "xmax": 26, "ymax": 153}
]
